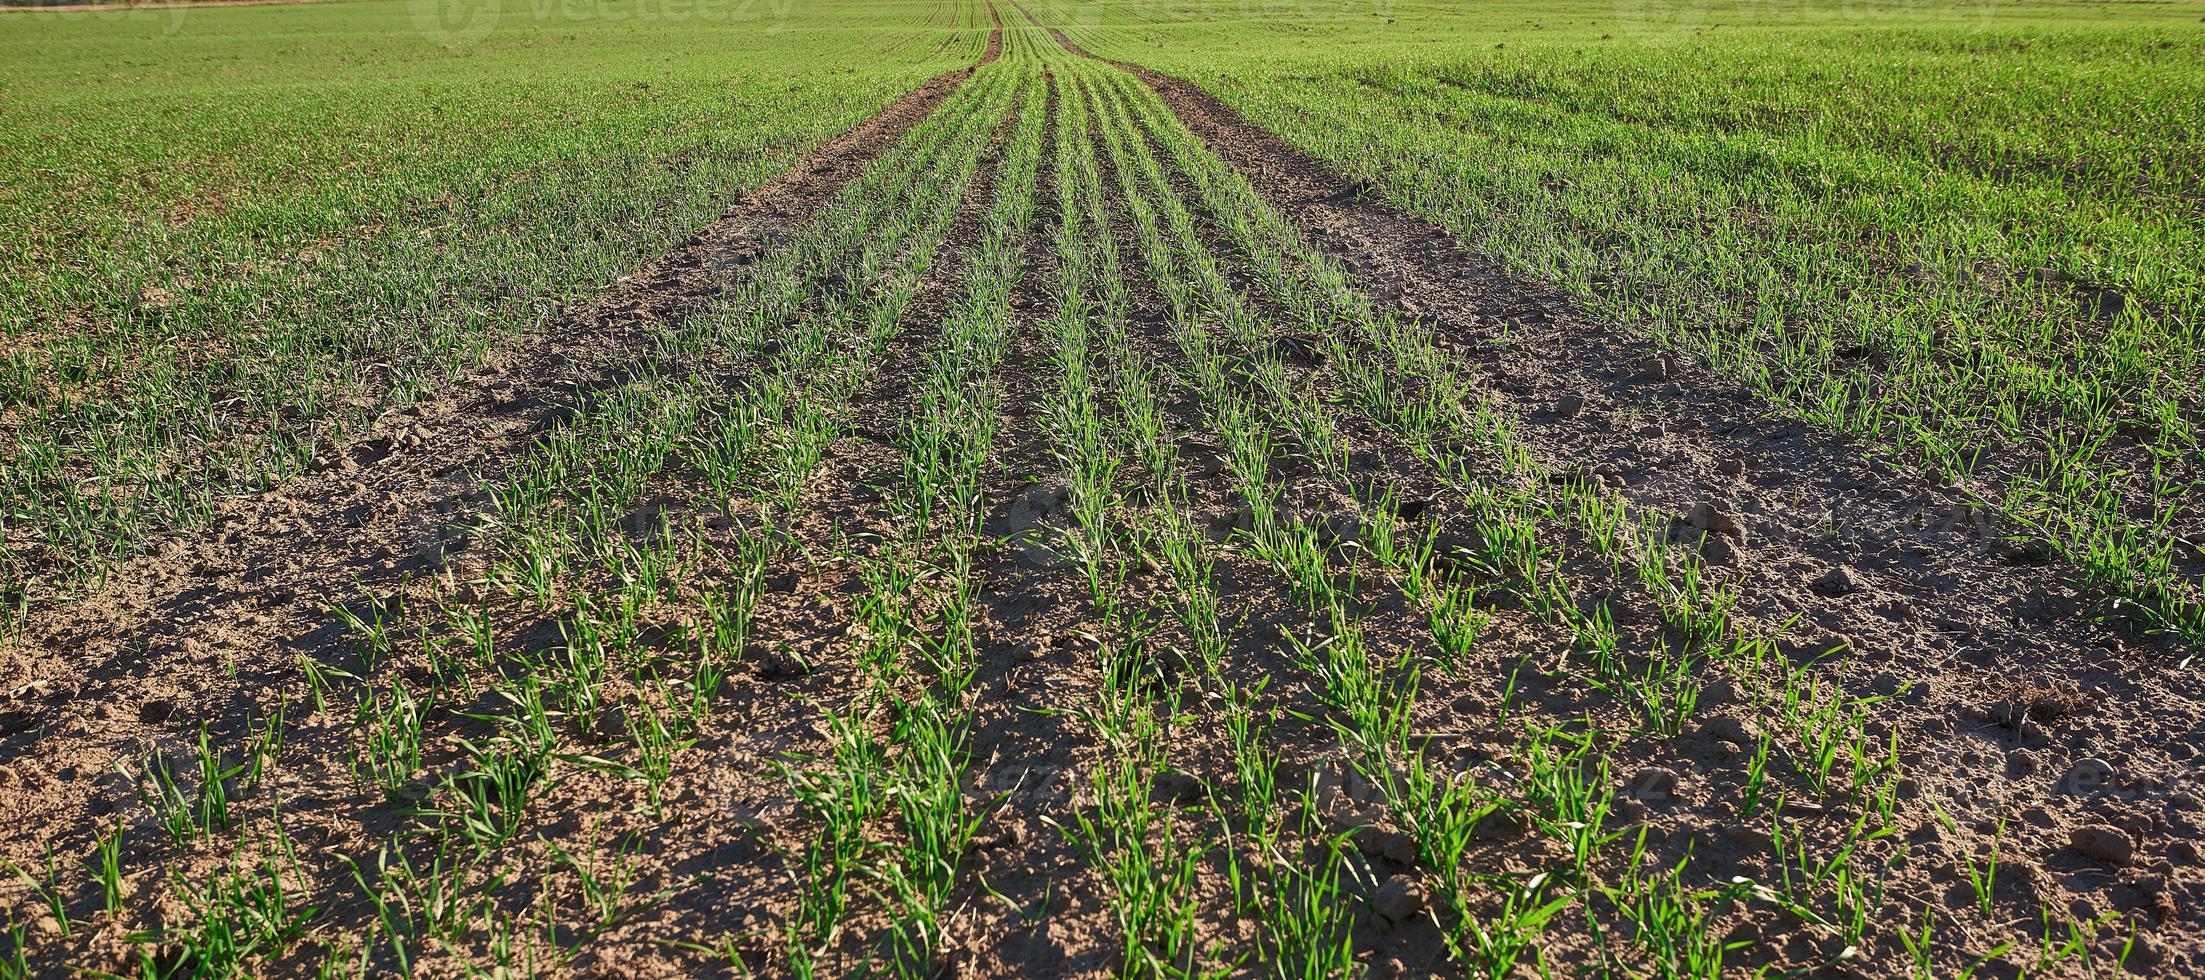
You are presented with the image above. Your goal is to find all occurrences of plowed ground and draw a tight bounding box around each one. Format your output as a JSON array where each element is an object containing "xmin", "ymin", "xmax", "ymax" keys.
[{"xmin": 2, "ymin": 5, "xmax": 2198, "ymax": 977}]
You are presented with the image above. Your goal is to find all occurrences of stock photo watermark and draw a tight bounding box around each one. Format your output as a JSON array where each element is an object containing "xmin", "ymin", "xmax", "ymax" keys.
[
  {"xmin": 409, "ymin": 0, "xmax": 803, "ymax": 48},
  {"xmin": 1612, "ymin": 0, "xmax": 1998, "ymax": 41}
]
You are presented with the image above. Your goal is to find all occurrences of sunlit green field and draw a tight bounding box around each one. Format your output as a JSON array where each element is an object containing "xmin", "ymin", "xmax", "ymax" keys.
[
  {"xmin": 1044, "ymin": 0, "xmax": 2205, "ymax": 638},
  {"xmin": 0, "ymin": 0, "xmax": 986, "ymax": 599},
  {"xmin": 5, "ymin": 2, "xmax": 2204, "ymax": 976}
]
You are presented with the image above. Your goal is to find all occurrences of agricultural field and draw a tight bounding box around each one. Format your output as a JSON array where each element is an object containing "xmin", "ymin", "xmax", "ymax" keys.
[
  {"xmin": 0, "ymin": 0, "xmax": 989, "ymax": 595},
  {"xmin": 1043, "ymin": 0, "xmax": 2205, "ymax": 640},
  {"xmin": 0, "ymin": 0, "xmax": 2200, "ymax": 976}
]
